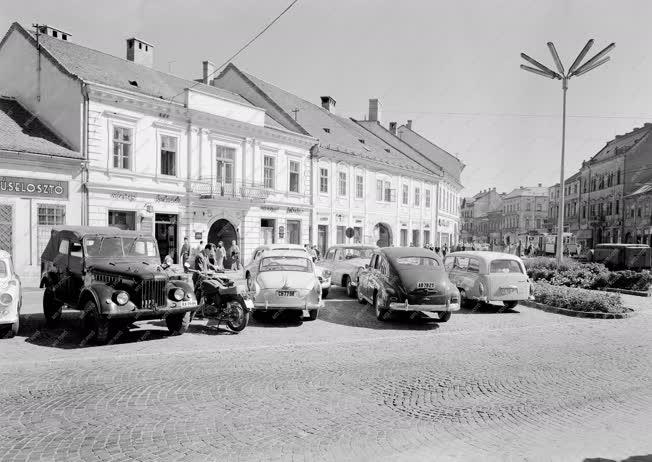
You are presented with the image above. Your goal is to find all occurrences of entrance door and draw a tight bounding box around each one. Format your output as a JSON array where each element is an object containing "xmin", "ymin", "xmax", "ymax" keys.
[
  {"xmin": 208, "ymin": 218, "xmax": 238, "ymax": 268},
  {"xmin": 374, "ymin": 223, "xmax": 392, "ymax": 247},
  {"xmin": 260, "ymin": 219, "xmax": 275, "ymax": 245},
  {"xmin": 318, "ymin": 225, "xmax": 328, "ymax": 256},
  {"xmin": 155, "ymin": 214, "xmax": 178, "ymax": 263},
  {"xmin": 287, "ymin": 220, "xmax": 301, "ymax": 245}
]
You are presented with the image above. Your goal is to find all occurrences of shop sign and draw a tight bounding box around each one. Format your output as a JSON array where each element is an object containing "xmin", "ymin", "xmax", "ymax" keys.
[
  {"xmin": 195, "ymin": 231, "xmax": 203, "ymax": 240},
  {"xmin": 319, "ymin": 217, "xmax": 328, "ymax": 222},
  {"xmin": 0, "ymin": 176, "xmax": 68, "ymax": 199},
  {"xmin": 156, "ymin": 194, "xmax": 181, "ymax": 203},
  {"xmin": 111, "ymin": 191, "xmax": 136, "ymax": 201},
  {"xmin": 262, "ymin": 206, "xmax": 279, "ymax": 212},
  {"xmin": 287, "ymin": 207, "xmax": 302, "ymax": 214}
]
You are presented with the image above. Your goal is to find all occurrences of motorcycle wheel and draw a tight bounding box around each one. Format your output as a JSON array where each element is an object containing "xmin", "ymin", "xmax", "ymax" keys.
[{"xmin": 226, "ymin": 300, "xmax": 249, "ymax": 332}]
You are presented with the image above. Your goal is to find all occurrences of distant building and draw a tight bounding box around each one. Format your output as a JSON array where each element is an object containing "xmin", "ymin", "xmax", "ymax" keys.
[
  {"xmin": 623, "ymin": 184, "xmax": 652, "ymax": 245},
  {"xmin": 502, "ymin": 185, "xmax": 548, "ymax": 245},
  {"xmin": 458, "ymin": 188, "xmax": 505, "ymax": 244}
]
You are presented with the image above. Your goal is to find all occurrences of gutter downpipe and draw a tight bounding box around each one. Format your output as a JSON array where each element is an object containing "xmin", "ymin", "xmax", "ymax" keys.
[
  {"xmin": 81, "ymin": 82, "xmax": 90, "ymax": 226},
  {"xmin": 309, "ymin": 144, "xmax": 318, "ymax": 247}
]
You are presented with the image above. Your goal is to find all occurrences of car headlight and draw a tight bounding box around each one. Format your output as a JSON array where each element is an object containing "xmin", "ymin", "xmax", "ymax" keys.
[
  {"xmin": 115, "ymin": 291, "xmax": 129, "ymax": 306},
  {"xmin": 0, "ymin": 293, "xmax": 13, "ymax": 306},
  {"xmin": 321, "ymin": 270, "xmax": 331, "ymax": 279},
  {"xmin": 172, "ymin": 288, "xmax": 185, "ymax": 301}
]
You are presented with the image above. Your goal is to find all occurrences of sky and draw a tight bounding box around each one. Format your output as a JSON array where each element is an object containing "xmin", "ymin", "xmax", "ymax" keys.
[{"xmin": 2, "ymin": 0, "xmax": 652, "ymax": 196}]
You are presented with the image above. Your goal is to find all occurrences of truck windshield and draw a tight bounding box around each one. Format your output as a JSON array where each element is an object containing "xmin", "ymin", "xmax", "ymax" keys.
[{"xmin": 84, "ymin": 237, "xmax": 159, "ymax": 258}]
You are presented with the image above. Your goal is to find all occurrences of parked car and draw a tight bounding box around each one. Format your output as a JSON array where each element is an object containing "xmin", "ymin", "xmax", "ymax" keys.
[
  {"xmin": 356, "ymin": 247, "xmax": 460, "ymax": 322},
  {"xmin": 40, "ymin": 226, "xmax": 199, "ymax": 343},
  {"xmin": 248, "ymin": 249, "xmax": 323, "ymax": 321},
  {"xmin": 319, "ymin": 244, "xmax": 377, "ymax": 297},
  {"xmin": 245, "ymin": 244, "xmax": 331, "ymax": 297},
  {"xmin": 444, "ymin": 251, "xmax": 533, "ymax": 309},
  {"xmin": 0, "ymin": 250, "xmax": 21, "ymax": 338}
]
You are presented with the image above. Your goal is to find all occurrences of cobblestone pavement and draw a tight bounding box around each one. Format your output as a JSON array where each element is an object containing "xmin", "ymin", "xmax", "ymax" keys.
[{"xmin": 1, "ymin": 288, "xmax": 651, "ymax": 461}]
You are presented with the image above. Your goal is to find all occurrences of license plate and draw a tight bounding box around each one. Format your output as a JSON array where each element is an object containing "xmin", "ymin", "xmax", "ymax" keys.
[
  {"xmin": 277, "ymin": 290, "xmax": 296, "ymax": 297},
  {"xmin": 177, "ymin": 300, "xmax": 194, "ymax": 307},
  {"xmin": 416, "ymin": 282, "xmax": 436, "ymax": 289},
  {"xmin": 500, "ymin": 288, "xmax": 518, "ymax": 295}
]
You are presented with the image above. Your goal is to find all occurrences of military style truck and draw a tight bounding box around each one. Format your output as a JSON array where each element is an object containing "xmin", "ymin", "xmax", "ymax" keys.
[{"xmin": 40, "ymin": 226, "xmax": 198, "ymax": 343}]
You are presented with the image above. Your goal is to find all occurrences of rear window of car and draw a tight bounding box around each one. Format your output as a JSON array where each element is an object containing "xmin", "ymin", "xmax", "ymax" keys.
[
  {"xmin": 490, "ymin": 259, "xmax": 523, "ymax": 274},
  {"xmin": 394, "ymin": 257, "xmax": 440, "ymax": 268},
  {"xmin": 0, "ymin": 260, "xmax": 7, "ymax": 278},
  {"xmin": 260, "ymin": 256, "xmax": 313, "ymax": 273}
]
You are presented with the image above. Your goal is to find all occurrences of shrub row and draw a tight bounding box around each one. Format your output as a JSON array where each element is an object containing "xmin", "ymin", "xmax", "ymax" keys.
[{"xmin": 532, "ymin": 282, "xmax": 627, "ymax": 314}]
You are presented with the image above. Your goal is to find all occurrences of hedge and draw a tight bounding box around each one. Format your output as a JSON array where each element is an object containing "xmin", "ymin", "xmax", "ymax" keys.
[{"xmin": 532, "ymin": 282, "xmax": 627, "ymax": 314}]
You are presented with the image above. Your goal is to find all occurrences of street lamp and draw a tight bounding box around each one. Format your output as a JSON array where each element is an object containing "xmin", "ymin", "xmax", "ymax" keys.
[{"xmin": 520, "ymin": 40, "xmax": 615, "ymax": 266}]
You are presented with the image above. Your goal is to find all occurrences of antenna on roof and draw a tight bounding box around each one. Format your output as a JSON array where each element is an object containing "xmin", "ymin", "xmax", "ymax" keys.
[{"xmin": 291, "ymin": 108, "xmax": 299, "ymax": 121}]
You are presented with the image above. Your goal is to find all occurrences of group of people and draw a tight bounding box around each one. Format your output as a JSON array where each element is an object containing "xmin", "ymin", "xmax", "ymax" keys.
[
  {"xmin": 304, "ymin": 244, "xmax": 320, "ymax": 262},
  {"xmin": 422, "ymin": 242, "xmax": 450, "ymax": 258},
  {"xmin": 177, "ymin": 237, "xmax": 241, "ymax": 271}
]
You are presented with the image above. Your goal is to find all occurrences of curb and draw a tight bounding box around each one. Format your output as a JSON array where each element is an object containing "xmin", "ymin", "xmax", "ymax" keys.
[
  {"xmin": 520, "ymin": 300, "xmax": 636, "ymax": 319},
  {"xmin": 603, "ymin": 287, "xmax": 651, "ymax": 297}
]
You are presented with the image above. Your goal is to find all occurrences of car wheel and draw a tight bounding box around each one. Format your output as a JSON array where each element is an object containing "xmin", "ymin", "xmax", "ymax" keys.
[
  {"xmin": 43, "ymin": 287, "xmax": 62, "ymax": 326},
  {"xmin": 82, "ymin": 300, "xmax": 113, "ymax": 344},
  {"xmin": 345, "ymin": 276, "xmax": 356, "ymax": 298},
  {"xmin": 459, "ymin": 289, "xmax": 470, "ymax": 309},
  {"xmin": 374, "ymin": 293, "xmax": 389, "ymax": 322},
  {"xmin": 246, "ymin": 274, "xmax": 256, "ymax": 293},
  {"xmin": 308, "ymin": 309, "xmax": 319, "ymax": 321},
  {"xmin": 321, "ymin": 289, "xmax": 329, "ymax": 299},
  {"xmin": 503, "ymin": 301, "xmax": 518, "ymax": 310},
  {"xmin": 438, "ymin": 311, "xmax": 451, "ymax": 322},
  {"xmin": 166, "ymin": 312, "xmax": 191, "ymax": 335},
  {"xmin": 226, "ymin": 300, "xmax": 249, "ymax": 332}
]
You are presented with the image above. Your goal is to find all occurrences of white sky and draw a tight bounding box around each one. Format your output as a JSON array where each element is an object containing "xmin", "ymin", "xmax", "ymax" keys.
[{"xmin": 2, "ymin": 0, "xmax": 651, "ymax": 195}]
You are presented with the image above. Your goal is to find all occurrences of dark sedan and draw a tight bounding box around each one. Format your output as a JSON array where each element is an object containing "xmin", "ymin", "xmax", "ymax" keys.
[{"xmin": 356, "ymin": 247, "xmax": 460, "ymax": 322}]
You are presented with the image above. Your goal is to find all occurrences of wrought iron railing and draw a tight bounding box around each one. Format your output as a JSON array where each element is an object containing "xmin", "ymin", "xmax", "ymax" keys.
[{"xmin": 191, "ymin": 179, "xmax": 271, "ymax": 201}]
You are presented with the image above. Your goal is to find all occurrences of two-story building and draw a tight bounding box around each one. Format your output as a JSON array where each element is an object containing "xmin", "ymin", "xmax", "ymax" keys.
[{"xmin": 0, "ymin": 22, "xmax": 316, "ymax": 267}]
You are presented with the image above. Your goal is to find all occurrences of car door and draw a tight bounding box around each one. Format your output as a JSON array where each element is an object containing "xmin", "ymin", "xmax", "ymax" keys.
[
  {"xmin": 452, "ymin": 256, "xmax": 472, "ymax": 293},
  {"xmin": 320, "ymin": 248, "xmax": 336, "ymax": 281},
  {"xmin": 444, "ymin": 256, "xmax": 456, "ymax": 284},
  {"xmin": 52, "ymin": 238, "xmax": 69, "ymax": 302},
  {"xmin": 359, "ymin": 254, "xmax": 376, "ymax": 300},
  {"xmin": 66, "ymin": 240, "xmax": 85, "ymax": 306}
]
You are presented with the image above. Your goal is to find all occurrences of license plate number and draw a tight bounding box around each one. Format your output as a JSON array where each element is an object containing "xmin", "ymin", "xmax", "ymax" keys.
[
  {"xmin": 417, "ymin": 282, "xmax": 436, "ymax": 289},
  {"xmin": 277, "ymin": 290, "xmax": 296, "ymax": 297},
  {"xmin": 500, "ymin": 288, "xmax": 517, "ymax": 295},
  {"xmin": 177, "ymin": 300, "xmax": 194, "ymax": 307}
]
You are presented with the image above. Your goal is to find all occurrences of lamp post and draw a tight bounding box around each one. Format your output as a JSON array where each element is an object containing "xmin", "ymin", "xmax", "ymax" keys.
[{"xmin": 520, "ymin": 40, "xmax": 615, "ymax": 266}]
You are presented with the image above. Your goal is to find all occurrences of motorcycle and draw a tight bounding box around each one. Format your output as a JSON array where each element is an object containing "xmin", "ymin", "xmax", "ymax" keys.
[{"xmin": 184, "ymin": 265, "xmax": 253, "ymax": 332}]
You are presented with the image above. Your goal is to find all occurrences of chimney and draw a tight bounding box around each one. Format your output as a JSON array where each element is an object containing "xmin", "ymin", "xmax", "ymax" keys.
[
  {"xmin": 126, "ymin": 37, "xmax": 154, "ymax": 68},
  {"xmin": 202, "ymin": 61, "xmax": 215, "ymax": 84},
  {"xmin": 406, "ymin": 120, "xmax": 412, "ymax": 130},
  {"xmin": 368, "ymin": 98, "xmax": 381, "ymax": 122},
  {"xmin": 389, "ymin": 122, "xmax": 397, "ymax": 134},
  {"xmin": 320, "ymin": 96, "xmax": 336, "ymax": 112}
]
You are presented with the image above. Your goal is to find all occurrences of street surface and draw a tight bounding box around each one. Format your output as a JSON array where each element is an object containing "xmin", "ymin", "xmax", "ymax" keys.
[{"xmin": 1, "ymin": 287, "xmax": 651, "ymax": 462}]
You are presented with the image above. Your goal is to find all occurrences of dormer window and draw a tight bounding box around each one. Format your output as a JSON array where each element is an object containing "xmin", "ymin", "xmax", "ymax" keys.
[
  {"xmin": 52, "ymin": 30, "xmax": 58, "ymax": 38},
  {"xmin": 62, "ymin": 34, "xmax": 67, "ymax": 40},
  {"xmin": 323, "ymin": 128, "xmax": 330, "ymax": 133},
  {"xmin": 384, "ymin": 148, "xmax": 390, "ymax": 153},
  {"xmin": 359, "ymin": 139, "xmax": 365, "ymax": 144}
]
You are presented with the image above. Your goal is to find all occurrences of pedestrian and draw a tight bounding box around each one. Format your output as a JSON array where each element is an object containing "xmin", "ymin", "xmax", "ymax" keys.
[
  {"xmin": 180, "ymin": 237, "xmax": 191, "ymax": 267},
  {"xmin": 313, "ymin": 245, "xmax": 321, "ymax": 260},
  {"xmin": 215, "ymin": 241, "xmax": 226, "ymax": 270},
  {"xmin": 230, "ymin": 239, "xmax": 241, "ymax": 270},
  {"xmin": 516, "ymin": 240, "xmax": 522, "ymax": 257},
  {"xmin": 442, "ymin": 243, "xmax": 448, "ymax": 258}
]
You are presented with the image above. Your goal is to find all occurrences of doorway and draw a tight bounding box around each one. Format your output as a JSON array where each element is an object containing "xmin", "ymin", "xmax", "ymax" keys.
[
  {"xmin": 208, "ymin": 218, "xmax": 238, "ymax": 268},
  {"xmin": 287, "ymin": 220, "xmax": 301, "ymax": 245},
  {"xmin": 155, "ymin": 214, "xmax": 178, "ymax": 263},
  {"xmin": 317, "ymin": 225, "xmax": 328, "ymax": 256},
  {"xmin": 261, "ymin": 218, "xmax": 275, "ymax": 245},
  {"xmin": 374, "ymin": 223, "xmax": 392, "ymax": 247}
]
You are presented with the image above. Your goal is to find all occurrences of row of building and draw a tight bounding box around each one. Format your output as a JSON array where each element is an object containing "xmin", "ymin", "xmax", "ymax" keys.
[
  {"xmin": 460, "ymin": 128, "xmax": 652, "ymax": 248},
  {"xmin": 0, "ymin": 22, "xmax": 464, "ymax": 285}
]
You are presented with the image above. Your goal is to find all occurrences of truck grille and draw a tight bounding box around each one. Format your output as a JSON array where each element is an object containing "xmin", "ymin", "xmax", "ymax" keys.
[
  {"xmin": 140, "ymin": 279, "xmax": 167, "ymax": 309},
  {"xmin": 92, "ymin": 273, "xmax": 121, "ymax": 285}
]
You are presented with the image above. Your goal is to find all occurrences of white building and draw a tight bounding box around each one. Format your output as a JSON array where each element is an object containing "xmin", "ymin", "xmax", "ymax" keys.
[
  {"xmin": 213, "ymin": 65, "xmax": 453, "ymax": 253},
  {"xmin": 0, "ymin": 23, "xmax": 316, "ymax": 269}
]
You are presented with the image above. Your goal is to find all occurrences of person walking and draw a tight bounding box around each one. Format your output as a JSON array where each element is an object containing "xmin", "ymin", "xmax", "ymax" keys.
[
  {"xmin": 180, "ymin": 237, "xmax": 191, "ymax": 267},
  {"xmin": 215, "ymin": 241, "xmax": 226, "ymax": 270},
  {"xmin": 442, "ymin": 243, "xmax": 448, "ymax": 259},
  {"xmin": 230, "ymin": 240, "xmax": 241, "ymax": 270}
]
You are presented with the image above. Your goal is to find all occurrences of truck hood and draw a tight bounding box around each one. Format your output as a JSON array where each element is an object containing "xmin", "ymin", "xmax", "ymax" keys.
[{"xmin": 89, "ymin": 262, "xmax": 168, "ymax": 281}]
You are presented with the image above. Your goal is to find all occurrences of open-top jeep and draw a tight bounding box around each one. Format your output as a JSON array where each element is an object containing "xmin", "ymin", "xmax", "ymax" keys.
[{"xmin": 40, "ymin": 226, "xmax": 198, "ymax": 343}]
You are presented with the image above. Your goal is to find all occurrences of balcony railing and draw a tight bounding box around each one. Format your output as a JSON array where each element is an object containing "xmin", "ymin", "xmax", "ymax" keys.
[{"xmin": 191, "ymin": 179, "xmax": 271, "ymax": 201}]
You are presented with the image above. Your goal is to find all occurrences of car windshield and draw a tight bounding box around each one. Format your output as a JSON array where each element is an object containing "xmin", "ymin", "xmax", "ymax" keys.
[
  {"xmin": 342, "ymin": 248, "xmax": 375, "ymax": 259},
  {"xmin": 260, "ymin": 256, "xmax": 313, "ymax": 273},
  {"xmin": 84, "ymin": 237, "xmax": 159, "ymax": 258},
  {"xmin": 490, "ymin": 259, "xmax": 523, "ymax": 274},
  {"xmin": 0, "ymin": 260, "xmax": 8, "ymax": 278},
  {"xmin": 394, "ymin": 256, "xmax": 440, "ymax": 268}
]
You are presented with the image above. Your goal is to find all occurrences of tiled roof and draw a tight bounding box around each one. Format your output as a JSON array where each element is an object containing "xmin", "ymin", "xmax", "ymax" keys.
[
  {"xmin": 589, "ymin": 124, "xmax": 652, "ymax": 163},
  {"xmin": 215, "ymin": 64, "xmax": 436, "ymax": 176},
  {"xmin": 626, "ymin": 183, "xmax": 652, "ymax": 197},
  {"xmin": 566, "ymin": 171, "xmax": 581, "ymax": 182},
  {"xmin": 0, "ymin": 97, "xmax": 80, "ymax": 159},
  {"xmin": 504, "ymin": 186, "xmax": 548, "ymax": 198}
]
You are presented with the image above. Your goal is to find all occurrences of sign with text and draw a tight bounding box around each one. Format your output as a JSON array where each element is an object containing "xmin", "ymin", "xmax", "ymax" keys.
[
  {"xmin": 155, "ymin": 194, "xmax": 181, "ymax": 203},
  {"xmin": 0, "ymin": 176, "xmax": 68, "ymax": 199}
]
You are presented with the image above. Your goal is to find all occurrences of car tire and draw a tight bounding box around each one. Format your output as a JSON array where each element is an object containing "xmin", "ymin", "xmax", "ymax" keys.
[
  {"xmin": 374, "ymin": 293, "xmax": 389, "ymax": 322},
  {"xmin": 308, "ymin": 309, "xmax": 319, "ymax": 321},
  {"xmin": 321, "ymin": 289, "xmax": 329, "ymax": 299},
  {"xmin": 246, "ymin": 274, "xmax": 256, "ymax": 293},
  {"xmin": 226, "ymin": 300, "xmax": 249, "ymax": 332},
  {"xmin": 503, "ymin": 301, "xmax": 518, "ymax": 310},
  {"xmin": 166, "ymin": 312, "xmax": 191, "ymax": 335},
  {"xmin": 82, "ymin": 300, "xmax": 113, "ymax": 344},
  {"xmin": 43, "ymin": 287, "xmax": 62, "ymax": 326},
  {"xmin": 438, "ymin": 311, "xmax": 451, "ymax": 322},
  {"xmin": 459, "ymin": 289, "xmax": 470, "ymax": 309},
  {"xmin": 345, "ymin": 277, "xmax": 356, "ymax": 298}
]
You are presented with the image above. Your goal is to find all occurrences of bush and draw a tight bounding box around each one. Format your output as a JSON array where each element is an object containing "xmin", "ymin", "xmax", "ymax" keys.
[
  {"xmin": 606, "ymin": 270, "xmax": 652, "ymax": 292},
  {"xmin": 525, "ymin": 257, "xmax": 610, "ymax": 289},
  {"xmin": 532, "ymin": 282, "xmax": 627, "ymax": 313}
]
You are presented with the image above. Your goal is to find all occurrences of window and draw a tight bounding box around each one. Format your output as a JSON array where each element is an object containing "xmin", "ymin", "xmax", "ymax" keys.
[
  {"xmin": 112, "ymin": 126, "xmax": 132, "ymax": 169},
  {"xmin": 400, "ymin": 229, "xmax": 408, "ymax": 246},
  {"xmin": 354, "ymin": 226, "xmax": 362, "ymax": 243},
  {"xmin": 582, "ymin": 205, "xmax": 586, "ymax": 219},
  {"xmin": 264, "ymin": 155, "xmax": 275, "ymax": 189},
  {"xmin": 536, "ymin": 219, "xmax": 541, "ymax": 228},
  {"xmin": 319, "ymin": 168, "xmax": 329, "ymax": 193},
  {"xmin": 338, "ymin": 171, "xmax": 347, "ymax": 196},
  {"xmin": 425, "ymin": 189, "xmax": 431, "ymax": 208},
  {"xmin": 537, "ymin": 203, "xmax": 542, "ymax": 211},
  {"xmin": 377, "ymin": 180, "xmax": 393, "ymax": 202},
  {"xmin": 289, "ymin": 160, "xmax": 300, "ymax": 193},
  {"xmin": 638, "ymin": 207, "xmax": 642, "ymax": 217},
  {"xmin": 379, "ymin": 257, "xmax": 390, "ymax": 276},
  {"xmin": 38, "ymin": 204, "xmax": 65, "ymax": 258},
  {"xmin": 617, "ymin": 169, "xmax": 621, "ymax": 184},
  {"xmin": 160, "ymin": 135, "xmax": 177, "ymax": 176},
  {"xmin": 525, "ymin": 218, "xmax": 530, "ymax": 229},
  {"xmin": 58, "ymin": 239, "xmax": 69, "ymax": 255},
  {"xmin": 414, "ymin": 187, "xmax": 420, "ymax": 206},
  {"xmin": 108, "ymin": 210, "xmax": 136, "ymax": 230},
  {"xmin": 467, "ymin": 258, "xmax": 480, "ymax": 273},
  {"xmin": 615, "ymin": 200, "xmax": 620, "ymax": 215},
  {"xmin": 454, "ymin": 257, "xmax": 469, "ymax": 270},
  {"xmin": 216, "ymin": 145, "xmax": 235, "ymax": 185},
  {"xmin": 423, "ymin": 230, "xmax": 430, "ymax": 245},
  {"xmin": 412, "ymin": 229, "xmax": 420, "ymax": 246},
  {"xmin": 526, "ymin": 202, "xmax": 531, "ymax": 211},
  {"xmin": 376, "ymin": 180, "xmax": 383, "ymax": 201},
  {"xmin": 355, "ymin": 174, "xmax": 364, "ymax": 199},
  {"xmin": 402, "ymin": 184, "xmax": 408, "ymax": 205},
  {"xmin": 336, "ymin": 226, "xmax": 346, "ymax": 244},
  {"xmin": 490, "ymin": 259, "xmax": 523, "ymax": 274}
]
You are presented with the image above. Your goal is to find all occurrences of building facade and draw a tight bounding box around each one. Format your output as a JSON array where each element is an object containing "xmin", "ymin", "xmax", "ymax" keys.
[
  {"xmin": 502, "ymin": 185, "xmax": 548, "ymax": 245},
  {"xmin": 623, "ymin": 184, "xmax": 652, "ymax": 245}
]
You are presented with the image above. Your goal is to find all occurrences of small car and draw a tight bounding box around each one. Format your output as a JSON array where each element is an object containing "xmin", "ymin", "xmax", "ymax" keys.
[
  {"xmin": 319, "ymin": 244, "xmax": 377, "ymax": 297},
  {"xmin": 0, "ymin": 250, "xmax": 22, "ymax": 338},
  {"xmin": 245, "ymin": 244, "xmax": 331, "ymax": 297},
  {"xmin": 40, "ymin": 226, "xmax": 199, "ymax": 343},
  {"xmin": 248, "ymin": 250, "xmax": 323, "ymax": 321},
  {"xmin": 444, "ymin": 251, "xmax": 534, "ymax": 309},
  {"xmin": 356, "ymin": 247, "xmax": 460, "ymax": 322}
]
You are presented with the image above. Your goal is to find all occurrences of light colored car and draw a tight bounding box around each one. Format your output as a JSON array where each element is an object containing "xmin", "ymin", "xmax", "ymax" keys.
[
  {"xmin": 245, "ymin": 244, "xmax": 331, "ymax": 297},
  {"xmin": 0, "ymin": 250, "xmax": 22, "ymax": 338},
  {"xmin": 320, "ymin": 244, "xmax": 377, "ymax": 297},
  {"xmin": 248, "ymin": 250, "xmax": 323, "ymax": 320},
  {"xmin": 444, "ymin": 251, "xmax": 534, "ymax": 309}
]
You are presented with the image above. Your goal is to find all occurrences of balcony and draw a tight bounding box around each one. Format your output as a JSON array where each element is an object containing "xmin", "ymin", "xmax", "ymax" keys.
[{"xmin": 190, "ymin": 179, "xmax": 271, "ymax": 201}]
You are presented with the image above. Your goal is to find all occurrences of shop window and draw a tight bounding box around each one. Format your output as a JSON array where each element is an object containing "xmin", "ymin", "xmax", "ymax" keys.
[
  {"xmin": 353, "ymin": 226, "xmax": 362, "ymax": 243},
  {"xmin": 160, "ymin": 135, "xmax": 177, "ymax": 176},
  {"xmin": 264, "ymin": 155, "xmax": 275, "ymax": 189},
  {"xmin": 38, "ymin": 204, "xmax": 65, "ymax": 258},
  {"xmin": 319, "ymin": 168, "xmax": 329, "ymax": 193},
  {"xmin": 112, "ymin": 126, "xmax": 132, "ymax": 169},
  {"xmin": 109, "ymin": 210, "xmax": 136, "ymax": 230},
  {"xmin": 289, "ymin": 160, "xmax": 300, "ymax": 193},
  {"xmin": 0, "ymin": 204, "xmax": 12, "ymax": 254}
]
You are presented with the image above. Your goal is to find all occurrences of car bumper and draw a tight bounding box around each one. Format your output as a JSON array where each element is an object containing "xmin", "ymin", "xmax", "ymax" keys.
[
  {"xmin": 253, "ymin": 300, "xmax": 323, "ymax": 311},
  {"xmin": 473, "ymin": 295, "xmax": 536, "ymax": 302},
  {"xmin": 389, "ymin": 301, "xmax": 461, "ymax": 312},
  {"xmin": 106, "ymin": 302, "xmax": 199, "ymax": 319},
  {"xmin": 320, "ymin": 279, "xmax": 331, "ymax": 290}
]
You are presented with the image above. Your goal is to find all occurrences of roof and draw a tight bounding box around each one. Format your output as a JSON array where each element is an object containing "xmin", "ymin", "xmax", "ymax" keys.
[
  {"xmin": 214, "ymin": 64, "xmax": 437, "ymax": 177},
  {"xmin": 626, "ymin": 183, "xmax": 652, "ymax": 197},
  {"xmin": 566, "ymin": 171, "xmax": 581, "ymax": 183},
  {"xmin": 51, "ymin": 226, "xmax": 145, "ymax": 239},
  {"xmin": 396, "ymin": 125, "xmax": 465, "ymax": 183},
  {"xmin": 504, "ymin": 186, "xmax": 548, "ymax": 199},
  {"xmin": 0, "ymin": 98, "xmax": 80, "ymax": 159},
  {"xmin": 588, "ymin": 124, "xmax": 652, "ymax": 164},
  {"xmin": 379, "ymin": 247, "xmax": 439, "ymax": 259}
]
